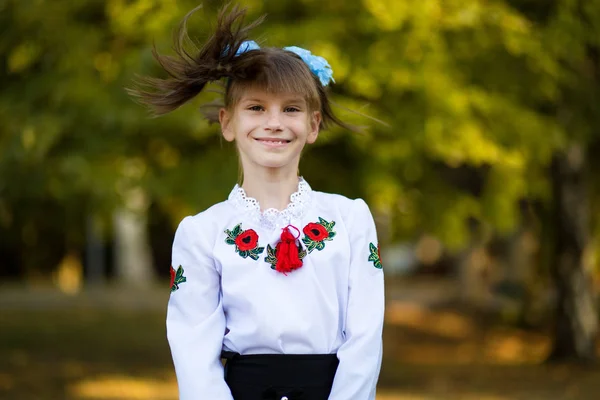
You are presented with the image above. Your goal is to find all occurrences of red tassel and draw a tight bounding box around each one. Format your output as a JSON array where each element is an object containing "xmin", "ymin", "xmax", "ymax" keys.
[{"xmin": 275, "ymin": 225, "xmax": 303, "ymax": 274}]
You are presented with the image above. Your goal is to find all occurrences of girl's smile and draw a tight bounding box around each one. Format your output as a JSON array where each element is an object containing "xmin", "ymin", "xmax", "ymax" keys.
[
  {"xmin": 254, "ymin": 138, "xmax": 291, "ymax": 149},
  {"xmin": 254, "ymin": 137, "xmax": 292, "ymax": 148}
]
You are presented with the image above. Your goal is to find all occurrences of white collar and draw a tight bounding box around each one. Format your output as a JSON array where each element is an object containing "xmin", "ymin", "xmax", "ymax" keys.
[{"xmin": 227, "ymin": 177, "xmax": 312, "ymax": 230}]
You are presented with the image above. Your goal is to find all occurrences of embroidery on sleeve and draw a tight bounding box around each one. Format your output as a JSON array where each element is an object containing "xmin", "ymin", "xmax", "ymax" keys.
[
  {"xmin": 301, "ymin": 217, "xmax": 336, "ymax": 253},
  {"xmin": 368, "ymin": 243, "xmax": 383, "ymax": 269},
  {"xmin": 224, "ymin": 223, "xmax": 265, "ymax": 260},
  {"xmin": 170, "ymin": 265, "xmax": 187, "ymax": 292}
]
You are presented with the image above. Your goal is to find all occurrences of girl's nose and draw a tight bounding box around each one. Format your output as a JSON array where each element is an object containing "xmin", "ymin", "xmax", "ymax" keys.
[{"xmin": 266, "ymin": 111, "xmax": 283, "ymax": 131}]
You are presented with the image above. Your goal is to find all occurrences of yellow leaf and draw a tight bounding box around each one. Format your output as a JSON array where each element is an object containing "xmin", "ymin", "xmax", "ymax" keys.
[{"xmin": 8, "ymin": 42, "xmax": 41, "ymax": 73}]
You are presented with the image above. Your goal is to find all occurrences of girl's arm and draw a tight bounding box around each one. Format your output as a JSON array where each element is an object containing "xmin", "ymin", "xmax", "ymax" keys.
[
  {"xmin": 167, "ymin": 216, "xmax": 233, "ymax": 400},
  {"xmin": 329, "ymin": 199, "xmax": 385, "ymax": 400}
]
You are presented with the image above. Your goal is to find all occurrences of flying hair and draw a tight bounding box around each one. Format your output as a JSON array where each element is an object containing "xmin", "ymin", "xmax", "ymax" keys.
[{"xmin": 127, "ymin": 3, "xmax": 355, "ymax": 131}]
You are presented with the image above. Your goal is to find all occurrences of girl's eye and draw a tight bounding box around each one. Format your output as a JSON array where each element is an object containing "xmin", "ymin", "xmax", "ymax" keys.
[
  {"xmin": 284, "ymin": 107, "xmax": 301, "ymax": 112},
  {"xmin": 248, "ymin": 105, "xmax": 264, "ymax": 111}
]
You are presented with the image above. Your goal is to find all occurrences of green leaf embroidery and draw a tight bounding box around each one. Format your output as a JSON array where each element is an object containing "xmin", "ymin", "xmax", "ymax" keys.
[
  {"xmin": 224, "ymin": 227, "xmax": 237, "ymax": 241},
  {"xmin": 368, "ymin": 242, "xmax": 383, "ymax": 269},
  {"xmin": 249, "ymin": 246, "xmax": 265, "ymax": 261},
  {"xmin": 224, "ymin": 224, "xmax": 243, "ymax": 243},
  {"xmin": 265, "ymin": 244, "xmax": 278, "ymax": 269},
  {"xmin": 298, "ymin": 248, "xmax": 307, "ymax": 260},
  {"xmin": 318, "ymin": 217, "xmax": 335, "ymax": 231},
  {"xmin": 171, "ymin": 266, "xmax": 187, "ymax": 293},
  {"xmin": 302, "ymin": 236, "xmax": 312, "ymax": 247},
  {"xmin": 304, "ymin": 238, "xmax": 318, "ymax": 253}
]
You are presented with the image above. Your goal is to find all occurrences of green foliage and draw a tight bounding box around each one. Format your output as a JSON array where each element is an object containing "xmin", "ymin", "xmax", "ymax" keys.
[{"xmin": 1, "ymin": 0, "xmax": 600, "ymax": 276}]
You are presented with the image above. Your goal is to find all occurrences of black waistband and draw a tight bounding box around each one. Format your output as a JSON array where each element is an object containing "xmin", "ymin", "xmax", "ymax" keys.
[{"xmin": 222, "ymin": 352, "xmax": 339, "ymax": 400}]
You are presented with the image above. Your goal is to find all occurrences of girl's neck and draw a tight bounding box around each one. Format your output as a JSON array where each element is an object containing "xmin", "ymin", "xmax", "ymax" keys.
[{"xmin": 241, "ymin": 170, "xmax": 300, "ymax": 212}]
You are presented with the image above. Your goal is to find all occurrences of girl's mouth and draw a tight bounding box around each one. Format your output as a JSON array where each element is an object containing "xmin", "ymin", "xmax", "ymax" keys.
[{"xmin": 255, "ymin": 138, "xmax": 291, "ymax": 148}]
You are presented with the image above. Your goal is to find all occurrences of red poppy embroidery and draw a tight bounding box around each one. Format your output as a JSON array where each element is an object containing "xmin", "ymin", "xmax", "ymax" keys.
[
  {"xmin": 235, "ymin": 229, "xmax": 259, "ymax": 251},
  {"xmin": 303, "ymin": 223, "xmax": 329, "ymax": 242},
  {"xmin": 302, "ymin": 217, "xmax": 336, "ymax": 253},
  {"xmin": 225, "ymin": 223, "xmax": 265, "ymax": 260}
]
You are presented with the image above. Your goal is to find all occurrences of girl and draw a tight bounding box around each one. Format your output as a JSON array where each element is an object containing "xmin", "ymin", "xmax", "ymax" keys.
[{"xmin": 129, "ymin": 4, "xmax": 384, "ymax": 400}]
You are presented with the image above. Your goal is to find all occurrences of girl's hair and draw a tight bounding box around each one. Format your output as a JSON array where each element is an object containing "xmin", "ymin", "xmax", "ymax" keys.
[{"xmin": 127, "ymin": 3, "xmax": 352, "ymax": 131}]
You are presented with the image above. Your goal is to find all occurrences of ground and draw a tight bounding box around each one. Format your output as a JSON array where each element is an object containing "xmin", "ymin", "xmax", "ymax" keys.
[{"xmin": 0, "ymin": 278, "xmax": 599, "ymax": 400}]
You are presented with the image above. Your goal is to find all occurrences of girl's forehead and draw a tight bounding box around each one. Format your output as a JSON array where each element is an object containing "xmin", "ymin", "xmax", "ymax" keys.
[{"xmin": 238, "ymin": 87, "xmax": 306, "ymax": 103}]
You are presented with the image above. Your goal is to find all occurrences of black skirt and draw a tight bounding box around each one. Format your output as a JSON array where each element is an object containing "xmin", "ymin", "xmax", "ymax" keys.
[{"xmin": 222, "ymin": 352, "xmax": 339, "ymax": 400}]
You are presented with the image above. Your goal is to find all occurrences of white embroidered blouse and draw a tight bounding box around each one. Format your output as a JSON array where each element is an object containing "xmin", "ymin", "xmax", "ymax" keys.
[{"xmin": 167, "ymin": 178, "xmax": 385, "ymax": 400}]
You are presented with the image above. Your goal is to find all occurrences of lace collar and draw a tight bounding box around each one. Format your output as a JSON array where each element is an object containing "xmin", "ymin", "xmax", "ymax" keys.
[{"xmin": 227, "ymin": 177, "xmax": 312, "ymax": 230}]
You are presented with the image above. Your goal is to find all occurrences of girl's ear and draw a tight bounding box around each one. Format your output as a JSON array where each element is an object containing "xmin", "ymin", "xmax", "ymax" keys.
[
  {"xmin": 306, "ymin": 111, "xmax": 321, "ymax": 144},
  {"xmin": 219, "ymin": 108, "xmax": 235, "ymax": 142}
]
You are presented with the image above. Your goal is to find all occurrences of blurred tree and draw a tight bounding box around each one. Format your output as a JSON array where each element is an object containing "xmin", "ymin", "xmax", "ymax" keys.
[
  {"xmin": 0, "ymin": 0, "xmax": 238, "ymax": 281},
  {"xmin": 1, "ymin": 0, "xmax": 599, "ymax": 359},
  {"xmin": 535, "ymin": 0, "xmax": 600, "ymax": 362},
  {"xmin": 280, "ymin": 0, "xmax": 600, "ymax": 361}
]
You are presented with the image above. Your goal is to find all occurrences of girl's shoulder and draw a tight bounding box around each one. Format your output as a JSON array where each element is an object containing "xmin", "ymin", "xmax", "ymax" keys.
[
  {"xmin": 176, "ymin": 200, "xmax": 233, "ymax": 234},
  {"xmin": 312, "ymin": 190, "xmax": 355, "ymax": 206},
  {"xmin": 311, "ymin": 190, "xmax": 373, "ymax": 222}
]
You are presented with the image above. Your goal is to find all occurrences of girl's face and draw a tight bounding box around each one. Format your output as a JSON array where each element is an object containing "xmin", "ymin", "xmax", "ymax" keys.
[{"xmin": 219, "ymin": 86, "xmax": 321, "ymax": 176}]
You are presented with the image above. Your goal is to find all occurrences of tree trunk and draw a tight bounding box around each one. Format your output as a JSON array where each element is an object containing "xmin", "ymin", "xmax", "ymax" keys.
[
  {"xmin": 85, "ymin": 214, "xmax": 106, "ymax": 286},
  {"xmin": 548, "ymin": 144, "xmax": 598, "ymax": 362},
  {"xmin": 113, "ymin": 189, "xmax": 154, "ymax": 287}
]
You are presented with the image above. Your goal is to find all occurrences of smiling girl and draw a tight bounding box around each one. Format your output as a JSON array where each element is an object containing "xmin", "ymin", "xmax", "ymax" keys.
[{"xmin": 129, "ymin": 4, "xmax": 384, "ymax": 400}]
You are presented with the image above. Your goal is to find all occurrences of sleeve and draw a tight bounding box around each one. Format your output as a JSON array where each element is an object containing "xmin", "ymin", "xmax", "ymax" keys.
[
  {"xmin": 166, "ymin": 216, "xmax": 233, "ymax": 400},
  {"xmin": 328, "ymin": 199, "xmax": 385, "ymax": 400}
]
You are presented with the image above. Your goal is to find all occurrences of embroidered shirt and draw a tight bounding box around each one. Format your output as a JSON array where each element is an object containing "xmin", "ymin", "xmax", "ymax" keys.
[{"xmin": 167, "ymin": 178, "xmax": 385, "ymax": 400}]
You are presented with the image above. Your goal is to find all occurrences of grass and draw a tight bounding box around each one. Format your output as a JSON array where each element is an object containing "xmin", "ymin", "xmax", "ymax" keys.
[
  {"xmin": 0, "ymin": 285, "xmax": 599, "ymax": 399},
  {"xmin": 0, "ymin": 308, "xmax": 173, "ymax": 400}
]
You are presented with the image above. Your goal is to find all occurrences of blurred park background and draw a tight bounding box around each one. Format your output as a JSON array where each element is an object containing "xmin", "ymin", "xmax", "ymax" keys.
[{"xmin": 2, "ymin": 0, "xmax": 600, "ymax": 398}]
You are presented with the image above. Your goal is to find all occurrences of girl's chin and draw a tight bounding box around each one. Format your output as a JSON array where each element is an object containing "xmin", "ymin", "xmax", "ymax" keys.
[
  {"xmin": 253, "ymin": 157, "xmax": 300, "ymax": 170},
  {"xmin": 257, "ymin": 163, "xmax": 296, "ymax": 170},
  {"xmin": 241, "ymin": 148, "xmax": 302, "ymax": 171}
]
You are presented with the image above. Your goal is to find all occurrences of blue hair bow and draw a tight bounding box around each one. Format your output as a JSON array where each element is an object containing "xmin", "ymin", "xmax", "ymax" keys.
[
  {"xmin": 235, "ymin": 40, "xmax": 335, "ymax": 87},
  {"xmin": 235, "ymin": 40, "xmax": 261, "ymax": 55}
]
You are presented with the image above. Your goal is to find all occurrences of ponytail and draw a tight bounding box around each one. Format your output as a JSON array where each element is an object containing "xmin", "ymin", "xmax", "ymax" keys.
[{"xmin": 126, "ymin": 4, "xmax": 264, "ymax": 116}]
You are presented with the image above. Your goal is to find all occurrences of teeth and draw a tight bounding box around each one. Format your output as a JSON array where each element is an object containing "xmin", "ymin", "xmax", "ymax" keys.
[{"xmin": 259, "ymin": 140, "xmax": 286, "ymax": 144}]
